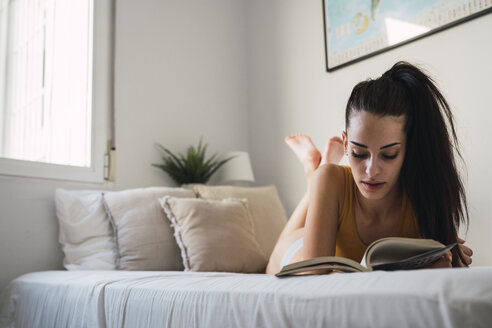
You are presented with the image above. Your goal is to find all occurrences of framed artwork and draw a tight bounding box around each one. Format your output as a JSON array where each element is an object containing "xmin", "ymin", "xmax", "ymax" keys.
[{"xmin": 322, "ymin": 0, "xmax": 492, "ymax": 72}]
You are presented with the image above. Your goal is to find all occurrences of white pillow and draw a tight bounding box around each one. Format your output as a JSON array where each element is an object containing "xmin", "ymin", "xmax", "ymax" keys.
[
  {"xmin": 103, "ymin": 187, "xmax": 196, "ymax": 271},
  {"xmin": 55, "ymin": 189, "xmax": 116, "ymax": 270}
]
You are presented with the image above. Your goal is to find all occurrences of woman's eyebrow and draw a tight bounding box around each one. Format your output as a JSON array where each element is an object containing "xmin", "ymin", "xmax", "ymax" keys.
[
  {"xmin": 350, "ymin": 141, "xmax": 367, "ymax": 148},
  {"xmin": 350, "ymin": 141, "xmax": 401, "ymax": 149},
  {"xmin": 380, "ymin": 142, "xmax": 400, "ymax": 149}
]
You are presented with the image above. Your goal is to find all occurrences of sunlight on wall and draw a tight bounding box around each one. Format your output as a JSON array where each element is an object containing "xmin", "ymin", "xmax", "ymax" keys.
[{"xmin": 385, "ymin": 17, "xmax": 430, "ymax": 46}]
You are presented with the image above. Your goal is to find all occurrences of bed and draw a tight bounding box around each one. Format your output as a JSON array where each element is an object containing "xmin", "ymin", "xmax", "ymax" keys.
[
  {"xmin": 2, "ymin": 185, "xmax": 491, "ymax": 327},
  {"xmin": 1, "ymin": 268, "xmax": 492, "ymax": 327}
]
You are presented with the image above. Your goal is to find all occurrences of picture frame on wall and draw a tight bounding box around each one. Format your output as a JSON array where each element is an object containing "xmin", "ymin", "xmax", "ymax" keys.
[{"xmin": 322, "ymin": 0, "xmax": 492, "ymax": 72}]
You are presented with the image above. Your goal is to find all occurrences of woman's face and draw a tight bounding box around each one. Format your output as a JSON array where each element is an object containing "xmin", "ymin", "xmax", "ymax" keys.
[{"xmin": 344, "ymin": 111, "xmax": 406, "ymax": 201}]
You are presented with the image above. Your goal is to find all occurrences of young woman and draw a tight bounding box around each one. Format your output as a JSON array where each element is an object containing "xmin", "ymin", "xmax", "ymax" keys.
[{"xmin": 266, "ymin": 62, "xmax": 473, "ymax": 274}]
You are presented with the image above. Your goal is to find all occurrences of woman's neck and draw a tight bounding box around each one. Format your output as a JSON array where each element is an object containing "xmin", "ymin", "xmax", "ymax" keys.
[{"xmin": 355, "ymin": 183, "xmax": 402, "ymax": 223}]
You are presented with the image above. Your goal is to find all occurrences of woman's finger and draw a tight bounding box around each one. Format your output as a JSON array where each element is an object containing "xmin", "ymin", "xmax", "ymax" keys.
[
  {"xmin": 445, "ymin": 250, "xmax": 452, "ymax": 262},
  {"xmin": 457, "ymin": 237, "xmax": 465, "ymax": 244},
  {"xmin": 458, "ymin": 244, "xmax": 473, "ymax": 256},
  {"xmin": 456, "ymin": 247, "xmax": 473, "ymax": 266},
  {"xmin": 427, "ymin": 255, "xmax": 452, "ymax": 269},
  {"xmin": 458, "ymin": 255, "xmax": 472, "ymax": 266}
]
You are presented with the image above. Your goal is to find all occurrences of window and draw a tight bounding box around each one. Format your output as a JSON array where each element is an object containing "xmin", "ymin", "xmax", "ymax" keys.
[{"xmin": 0, "ymin": 0, "xmax": 111, "ymax": 182}]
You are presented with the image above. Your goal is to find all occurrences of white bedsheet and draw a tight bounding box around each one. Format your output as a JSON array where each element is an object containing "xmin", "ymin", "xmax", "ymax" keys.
[{"xmin": 1, "ymin": 267, "xmax": 492, "ymax": 328}]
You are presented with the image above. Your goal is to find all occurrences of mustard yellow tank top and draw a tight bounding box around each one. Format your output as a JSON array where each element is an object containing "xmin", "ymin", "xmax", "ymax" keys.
[{"xmin": 334, "ymin": 166, "xmax": 421, "ymax": 262}]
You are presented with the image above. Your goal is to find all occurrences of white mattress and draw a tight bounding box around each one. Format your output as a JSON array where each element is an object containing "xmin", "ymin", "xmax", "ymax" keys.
[{"xmin": 1, "ymin": 267, "xmax": 492, "ymax": 328}]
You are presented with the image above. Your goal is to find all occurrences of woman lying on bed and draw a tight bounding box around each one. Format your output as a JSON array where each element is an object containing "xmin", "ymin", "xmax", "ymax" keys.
[{"xmin": 266, "ymin": 61, "xmax": 473, "ymax": 274}]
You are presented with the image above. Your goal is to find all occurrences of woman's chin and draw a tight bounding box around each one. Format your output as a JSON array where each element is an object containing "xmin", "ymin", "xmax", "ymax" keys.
[
  {"xmin": 359, "ymin": 191, "xmax": 384, "ymax": 200},
  {"xmin": 357, "ymin": 185, "xmax": 387, "ymax": 200}
]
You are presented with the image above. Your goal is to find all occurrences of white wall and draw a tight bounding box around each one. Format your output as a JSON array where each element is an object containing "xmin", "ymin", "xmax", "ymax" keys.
[
  {"xmin": 0, "ymin": 0, "xmax": 249, "ymax": 290},
  {"xmin": 247, "ymin": 1, "xmax": 492, "ymax": 265},
  {"xmin": 114, "ymin": 0, "xmax": 250, "ymax": 188}
]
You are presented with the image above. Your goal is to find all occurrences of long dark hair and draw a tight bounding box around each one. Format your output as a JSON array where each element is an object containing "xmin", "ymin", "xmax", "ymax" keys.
[{"xmin": 345, "ymin": 61, "xmax": 469, "ymax": 267}]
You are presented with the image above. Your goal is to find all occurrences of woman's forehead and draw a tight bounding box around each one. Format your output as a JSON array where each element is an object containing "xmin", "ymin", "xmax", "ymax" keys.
[{"xmin": 347, "ymin": 111, "xmax": 406, "ymax": 145}]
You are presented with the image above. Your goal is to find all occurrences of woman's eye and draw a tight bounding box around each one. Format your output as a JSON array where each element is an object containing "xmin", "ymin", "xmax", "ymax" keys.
[
  {"xmin": 383, "ymin": 153, "xmax": 398, "ymax": 160},
  {"xmin": 351, "ymin": 152, "xmax": 368, "ymax": 159}
]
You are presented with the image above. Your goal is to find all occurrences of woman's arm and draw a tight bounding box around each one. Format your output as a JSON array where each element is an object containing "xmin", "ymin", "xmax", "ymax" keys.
[{"xmin": 302, "ymin": 164, "xmax": 345, "ymax": 260}]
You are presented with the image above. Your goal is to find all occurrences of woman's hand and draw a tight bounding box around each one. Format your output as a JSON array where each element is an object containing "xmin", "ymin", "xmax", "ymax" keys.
[
  {"xmin": 457, "ymin": 237, "xmax": 473, "ymax": 267},
  {"xmin": 425, "ymin": 251, "xmax": 452, "ymax": 269},
  {"xmin": 425, "ymin": 238, "xmax": 473, "ymax": 269}
]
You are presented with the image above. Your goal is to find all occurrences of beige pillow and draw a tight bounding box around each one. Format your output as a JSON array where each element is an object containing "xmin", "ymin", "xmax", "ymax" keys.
[
  {"xmin": 160, "ymin": 196, "xmax": 267, "ymax": 273},
  {"xmin": 194, "ymin": 185, "xmax": 287, "ymax": 258},
  {"xmin": 103, "ymin": 187, "xmax": 196, "ymax": 270}
]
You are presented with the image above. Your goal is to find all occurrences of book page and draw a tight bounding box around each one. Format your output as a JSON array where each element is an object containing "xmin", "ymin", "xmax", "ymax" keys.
[
  {"xmin": 279, "ymin": 256, "xmax": 368, "ymax": 274},
  {"xmin": 276, "ymin": 263, "xmax": 367, "ymax": 277},
  {"xmin": 365, "ymin": 238, "xmax": 445, "ymax": 267},
  {"xmin": 281, "ymin": 256, "xmax": 366, "ymax": 272},
  {"xmin": 371, "ymin": 243, "xmax": 456, "ymax": 271}
]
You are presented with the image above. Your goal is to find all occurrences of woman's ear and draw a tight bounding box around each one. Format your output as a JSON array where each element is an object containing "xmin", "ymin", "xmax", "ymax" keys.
[{"xmin": 342, "ymin": 131, "xmax": 348, "ymax": 154}]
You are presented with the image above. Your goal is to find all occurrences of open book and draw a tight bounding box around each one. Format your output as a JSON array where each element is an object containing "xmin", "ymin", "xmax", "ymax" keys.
[{"xmin": 276, "ymin": 237, "xmax": 456, "ymax": 277}]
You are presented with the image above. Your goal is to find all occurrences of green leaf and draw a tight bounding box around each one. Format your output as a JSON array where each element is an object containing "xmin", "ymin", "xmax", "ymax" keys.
[
  {"xmin": 156, "ymin": 144, "xmax": 186, "ymax": 172},
  {"xmin": 152, "ymin": 139, "xmax": 239, "ymax": 184},
  {"xmin": 203, "ymin": 156, "xmax": 235, "ymax": 182}
]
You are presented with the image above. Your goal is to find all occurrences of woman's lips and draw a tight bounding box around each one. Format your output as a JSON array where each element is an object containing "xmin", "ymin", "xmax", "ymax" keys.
[{"xmin": 362, "ymin": 181, "xmax": 385, "ymax": 191}]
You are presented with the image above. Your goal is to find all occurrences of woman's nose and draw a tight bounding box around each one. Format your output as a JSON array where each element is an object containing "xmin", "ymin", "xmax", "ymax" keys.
[{"xmin": 365, "ymin": 157, "xmax": 380, "ymax": 177}]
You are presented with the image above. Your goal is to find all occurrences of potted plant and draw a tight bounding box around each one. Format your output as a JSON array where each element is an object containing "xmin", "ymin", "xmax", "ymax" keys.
[{"xmin": 152, "ymin": 138, "xmax": 235, "ymax": 185}]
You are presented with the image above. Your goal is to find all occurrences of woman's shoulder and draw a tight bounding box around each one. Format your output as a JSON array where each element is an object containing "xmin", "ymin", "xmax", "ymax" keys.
[
  {"xmin": 314, "ymin": 163, "xmax": 346, "ymax": 182},
  {"xmin": 311, "ymin": 164, "xmax": 347, "ymax": 195}
]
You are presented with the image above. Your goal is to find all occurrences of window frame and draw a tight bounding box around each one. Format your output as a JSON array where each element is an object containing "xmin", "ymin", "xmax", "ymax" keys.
[{"xmin": 0, "ymin": 0, "xmax": 112, "ymax": 183}]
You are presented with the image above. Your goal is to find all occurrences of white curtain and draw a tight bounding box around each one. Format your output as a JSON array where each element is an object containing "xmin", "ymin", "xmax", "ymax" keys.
[
  {"xmin": 0, "ymin": 0, "xmax": 9, "ymax": 155},
  {"xmin": 1, "ymin": 0, "xmax": 92, "ymax": 167}
]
